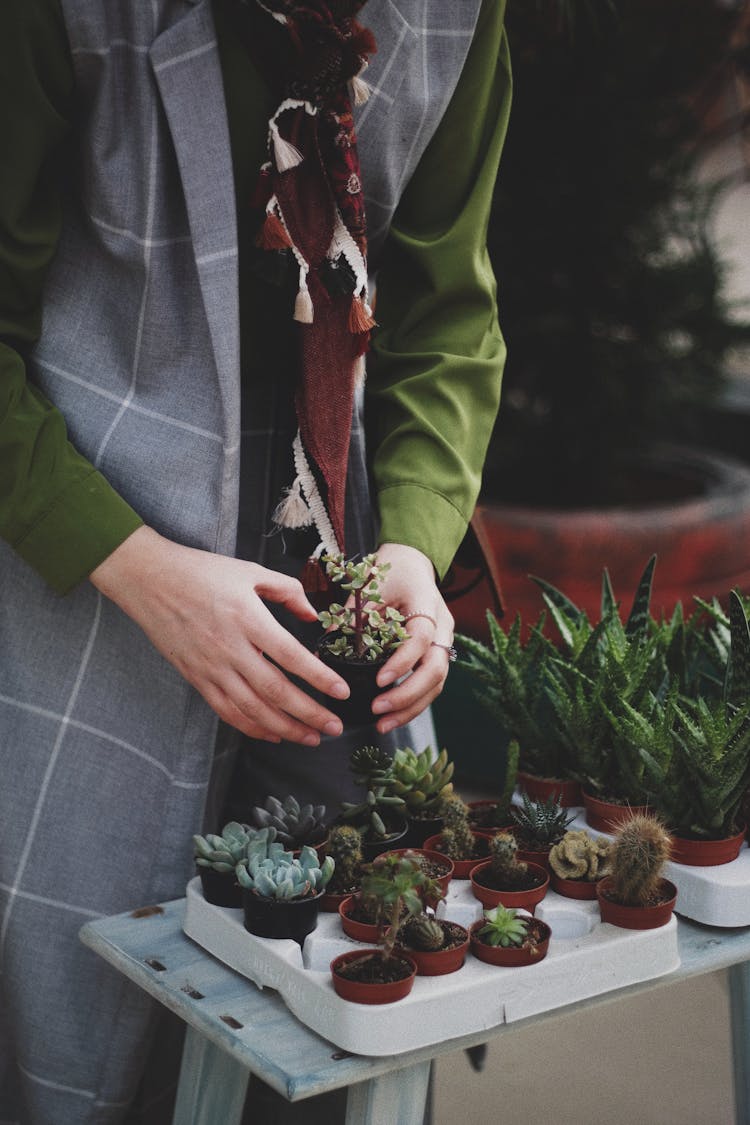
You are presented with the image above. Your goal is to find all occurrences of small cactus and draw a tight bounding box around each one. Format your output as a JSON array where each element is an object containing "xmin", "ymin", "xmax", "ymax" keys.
[
  {"xmin": 400, "ymin": 913, "xmax": 446, "ymax": 952},
  {"xmin": 325, "ymin": 825, "xmax": 364, "ymax": 893},
  {"xmin": 438, "ymin": 795, "xmax": 476, "ymax": 860},
  {"xmin": 487, "ymin": 832, "xmax": 529, "ymax": 888},
  {"xmin": 549, "ymin": 830, "xmax": 611, "ymax": 882},
  {"xmin": 607, "ymin": 814, "xmax": 672, "ymax": 907}
]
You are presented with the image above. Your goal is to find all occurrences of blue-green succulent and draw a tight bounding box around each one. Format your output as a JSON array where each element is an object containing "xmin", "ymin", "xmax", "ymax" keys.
[
  {"xmin": 193, "ymin": 821, "xmax": 263, "ymax": 873},
  {"xmin": 235, "ymin": 829, "xmax": 334, "ymax": 901}
]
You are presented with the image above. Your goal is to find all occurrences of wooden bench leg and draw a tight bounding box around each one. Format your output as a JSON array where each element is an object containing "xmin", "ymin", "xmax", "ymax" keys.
[
  {"xmin": 172, "ymin": 1027, "xmax": 249, "ymax": 1125},
  {"xmin": 729, "ymin": 962, "xmax": 750, "ymax": 1125},
  {"xmin": 344, "ymin": 1060, "xmax": 432, "ymax": 1125}
]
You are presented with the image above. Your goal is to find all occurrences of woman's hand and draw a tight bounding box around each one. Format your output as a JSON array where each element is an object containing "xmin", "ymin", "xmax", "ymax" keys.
[
  {"xmin": 90, "ymin": 526, "xmax": 349, "ymax": 746},
  {"xmin": 368, "ymin": 542, "xmax": 455, "ymax": 734}
]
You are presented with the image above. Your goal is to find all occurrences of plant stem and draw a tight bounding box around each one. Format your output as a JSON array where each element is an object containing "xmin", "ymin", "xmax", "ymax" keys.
[{"xmin": 354, "ymin": 587, "xmax": 365, "ymax": 659}]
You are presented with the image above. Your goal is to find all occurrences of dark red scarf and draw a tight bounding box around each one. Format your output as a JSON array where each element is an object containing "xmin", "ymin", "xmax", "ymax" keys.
[{"xmin": 240, "ymin": 0, "xmax": 377, "ymax": 559}]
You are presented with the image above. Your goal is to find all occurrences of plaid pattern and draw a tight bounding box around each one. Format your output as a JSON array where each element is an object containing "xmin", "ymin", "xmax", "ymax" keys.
[{"xmin": 0, "ymin": 1, "xmax": 481, "ymax": 1121}]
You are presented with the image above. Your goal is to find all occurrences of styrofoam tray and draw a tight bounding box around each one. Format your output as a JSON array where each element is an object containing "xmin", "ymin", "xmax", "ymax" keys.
[
  {"xmin": 182, "ymin": 875, "xmax": 679, "ymax": 1056},
  {"xmin": 558, "ymin": 806, "xmax": 750, "ymax": 928}
]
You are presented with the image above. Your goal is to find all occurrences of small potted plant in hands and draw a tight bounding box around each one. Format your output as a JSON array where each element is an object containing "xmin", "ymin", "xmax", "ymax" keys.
[
  {"xmin": 236, "ymin": 829, "xmax": 335, "ymax": 944},
  {"xmin": 340, "ymin": 746, "xmax": 408, "ymax": 859},
  {"xmin": 331, "ymin": 854, "xmax": 430, "ymax": 1003},
  {"xmin": 596, "ymin": 814, "xmax": 676, "ymax": 930},
  {"xmin": 317, "ymin": 552, "xmax": 408, "ymax": 726},
  {"xmin": 470, "ymin": 905, "xmax": 551, "ymax": 967}
]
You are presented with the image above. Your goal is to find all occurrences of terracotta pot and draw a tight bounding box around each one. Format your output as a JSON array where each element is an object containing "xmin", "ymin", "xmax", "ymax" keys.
[
  {"xmin": 316, "ymin": 642, "xmax": 385, "ymax": 727},
  {"xmin": 517, "ymin": 771, "xmax": 583, "ymax": 808},
  {"xmin": 378, "ymin": 848, "xmax": 454, "ymax": 902},
  {"xmin": 422, "ymin": 831, "xmax": 493, "ymax": 879},
  {"xmin": 596, "ymin": 877, "xmax": 677, "ymax": 930},
  {"xmin": 398, "ymin": 921, "xmax": 470, "ymax": 977},
  {"xmin": 514, "ymin": 842, "xmax": 553, "ymax": 873},
  {"xmin": 550, "ymin": 872, "xmax": 600, "ymax": 900},
  {"xmin": 319, "ymin": 889, "xmax": 355, "ymax": 913},
  {"xmin": 467, "ymin": 800, "xmax": 513, "ymax": 835},
  {"xmin": 583, "ymin": 791, "xmax": 653, "ymax": 833},
  {"xmin": 470, "ymin": 860, "xmax": 549, "ymax": 914},
  {"xmin": 669, "ymin": 824, "xmax": 746, "ymax": 866},
  {"xmin": 242, "ymin": 889, "xmax": 322, "ymax": 944},
  {"xmin": 469, "ymin": 918, "xmax": 551, "ymax": 967},
  {"xmin": 338, "ymin": 894, "xmax": 384, "ymax": 943},
  {"xmin": 330, "ymin": 949, "xmax": 417, "ymax": 1004},
  {"xmin": 198, "ymin": 866, "xmax": 242, "ymax": 908}
]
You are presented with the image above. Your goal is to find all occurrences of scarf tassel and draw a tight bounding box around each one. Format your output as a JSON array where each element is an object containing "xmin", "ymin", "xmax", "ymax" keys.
[
  {"xmin": 272, "ymin": 128, "xmax": 304, "ymax": 172},
  {"xmin": 349, "ymin": 294, "xmax": 376, "ymax": 334},
  {"xmin": 294, "ymin": 267, "xmax": 314, "ymax": 323},
  {"xmin": 272, "ymin": 476, "xmax": 313, "ymax": 530},
  {"xmin": 349, "ymin": 73, "xmax": 371, "ymax": 106},
  {"xmin": 257, "ymin": 210, "xmax": 292, "ymax": 251}
]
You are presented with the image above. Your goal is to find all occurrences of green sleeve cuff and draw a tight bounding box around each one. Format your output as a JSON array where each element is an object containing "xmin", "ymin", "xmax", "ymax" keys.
[
  {"xmin": 13, "ymin": 470, "xmax": 143, "ymax": 595},
  {"xmin": 376, "ymin": 483, "xmax": 469, "ymax": 581}
]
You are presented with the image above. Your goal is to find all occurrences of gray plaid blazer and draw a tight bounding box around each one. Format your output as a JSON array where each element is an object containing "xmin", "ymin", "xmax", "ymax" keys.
[{"xmin": 0, "ymin": 1, "xmax": 482, "ymax": 1121}]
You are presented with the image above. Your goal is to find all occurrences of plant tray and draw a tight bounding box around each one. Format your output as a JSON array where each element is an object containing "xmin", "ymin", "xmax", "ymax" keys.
[
  {"xmin": 182, "ymin": 876, "xmax": 678, "ymax": 1057},
  {"xmin": 558, "ymin": 805, "xmax": 750, "ymax": 928}
]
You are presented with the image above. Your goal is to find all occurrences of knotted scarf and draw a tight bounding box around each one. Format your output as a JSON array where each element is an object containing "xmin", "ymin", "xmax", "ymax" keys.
[{"xmin": 237, "ymin": 0, "xmax": 377, "ymax": 562}]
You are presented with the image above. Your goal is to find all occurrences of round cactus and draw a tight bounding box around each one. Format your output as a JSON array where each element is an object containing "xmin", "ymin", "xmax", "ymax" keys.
[
  {"xmin": 608, "ymin": 814, "xmax": 672, "ymax": 907},
  {"xmin": 401, "ymin": 913, "xmax": 445, "ymax": 952}
]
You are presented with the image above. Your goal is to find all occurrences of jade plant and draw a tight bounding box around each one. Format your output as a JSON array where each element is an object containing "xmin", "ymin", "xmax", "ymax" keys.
[
  {"xmin": 235, "ymin": 829, "xmax": 334, "ymax": 901},
  {"xmin": 549, "ymin": 830, "xmax": 611, "ymax": 883},
  {"xmin": 249, "ymin": 795, "xmax": 328, "ymax": 849},
  {"xmin": 606, "ymin": 815, "xmax": 672, "ymax": 908},
  {"xmin": 390, "ymin": 746, "xmax": 454, "ymax": 818},
  {"xmin": 340, "ymin": 746, "xmax": 406, "ymax": 842},
  {"xmin": 193, "ymin": 821, "xmax": 258, "ymax": 873},
  {"xmin": 318, "ymin": 553, "xmax": 407, "ymax": 663},
  {"xmin": 360, "ymin": 853, "xmax": 443, "ymax": 960},
  {"xmin": 510, "ymin": 791, "xmax": 575, "ymax": 851}
]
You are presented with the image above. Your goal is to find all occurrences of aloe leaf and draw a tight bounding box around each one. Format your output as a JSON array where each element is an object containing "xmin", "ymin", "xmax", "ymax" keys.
[{"xmin": 625, "ymin": 555, "xmax": 656, "ymax": 637}]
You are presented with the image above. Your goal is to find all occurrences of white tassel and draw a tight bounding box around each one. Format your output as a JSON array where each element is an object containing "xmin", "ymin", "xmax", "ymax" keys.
[
  {"xmin": 272, "ymin": 477, "xmax": 312, "ymax": 530},
  {"xmin": 294, "ymin": 266, "xmax": 314, "ymax": 323},
  {"xmin": 353, "ymin": 352, "xmax": 367, "ymax": 388},
  {"xmin": 271, "ymin": 127, "xmax": 303, "ymax": 171},
  {"xmin": 349, "ymin": 73, "xmax": 371, "ymax": 106}
]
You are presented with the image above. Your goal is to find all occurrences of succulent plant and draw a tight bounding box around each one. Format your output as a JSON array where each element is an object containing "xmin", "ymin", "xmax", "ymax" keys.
[
  {"xmin": 549, "ymin": 830, "xmax": 611, "ymax": 882},
  {"xmin": 249, "ymin": 794, "xmax": 327, "ymax": 848},
  {"xmin": 318, "ymin": 553, "xmax": 408, "ymax": 662},
  {"xmin": 193, "ymin": 821, "xmax": 258, "ymax": 873},
  {"xmin": 510, "ymin": 791, "xmax": 575, "ymax": 850},
  {"xmin": 437, "ymin": 795, "xmax": 476, "ymax": 860},
  {"xmin": 340, "ymin": 746, "xmax": 406, "ymax": 840},
  {"xmin": 607, "ymin": 814, "xmax": 672, "ymax": 908},
  {"xmin": 235, "ymin": 829, "xmax": 334, "ymax": 901},
  {"xmin": 486, "ymin": 832, "xmax": 529, "ymax": 888},
  {"xmin": 476, "ymin": 905, "xmax": 530, "ymax": 948},
  {"xmin": 324, "ymin": 825, "xmax": 364, "ymax": 893},
  {"xmin": 360, "ymin": 853, "xmax": 444, "ymax": 959},
  {"xmin": 399, "ymin": 913, "xmax": 445, "ymax": 952},
  {"xmin": 390, "ymin": 746, "xmax": 454, "ymax": 814}
]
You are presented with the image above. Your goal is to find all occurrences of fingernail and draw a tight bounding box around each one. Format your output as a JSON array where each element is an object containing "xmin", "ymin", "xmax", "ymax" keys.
[
  {"xmin": 323, "ymin": 719, "xmax": 343, "ymax": 737},
  {"xmin": 302, "ymin": 733, "xmax": 320, "ymax": 747},
  {"xmin": 377, "ymin": 672, "xmax": 395, "ymax": 688},
  {"xmin": 378, "ymin": 717, "xmax": 398, "ymax": 734},
  {"xmin": 372, "ymin": 698, "xmax": 391, "ymax": 715},
  {"xmin": 331, "ymin": 681, "xmax": 350, "ymax": 700}
]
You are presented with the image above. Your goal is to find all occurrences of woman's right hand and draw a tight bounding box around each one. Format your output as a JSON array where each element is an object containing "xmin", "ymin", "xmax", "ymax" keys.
[{"xmin": 89, "ymin": 525, "xmax": 349, "ymax": 745}]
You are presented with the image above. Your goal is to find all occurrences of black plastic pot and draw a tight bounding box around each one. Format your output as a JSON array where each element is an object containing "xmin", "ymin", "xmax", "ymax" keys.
[
  {"xmin": 316, "ymin": 640, "xmax": 386, "ymax": 727},
  {"xmin": 198, "ymin": 866, "xmax": 242, "ymax": 908},
  {"xmin": 404, "ymin": 812, "xmax": 445, "ymax": 849},
  {"xmin": 359, "ymin": 818, "xmax": 408, "ymax": 862},
  {"xmin": 242, "ymin": 889, "xmax": 322, "ymax": 944}
]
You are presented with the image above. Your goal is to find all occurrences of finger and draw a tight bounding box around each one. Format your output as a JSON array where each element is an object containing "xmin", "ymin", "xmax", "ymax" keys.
[
  {"xmin": 209, "ymin": 671, "xmax": 340, "ymax": 746},
  {"xmin": 374, "ymin": 676, "xmax": 447, "ymax": 735},
  {"xmin": 229, "ymin": 654, "xmax": 345, "ymax": 739},
  {"xmin": 243, "ymin": 603, "xmax": 350, "ymax": 701},
  {"xmin": 373, "ymin": 647, "xmax": 448, "ymax": 717},
  {"xmin": 252, "ymin": 569, "xmax": 319, "ymax": 622},
  {"xmin": 201, "ymin": 680, "xmax": 282, "ymax": 743}
]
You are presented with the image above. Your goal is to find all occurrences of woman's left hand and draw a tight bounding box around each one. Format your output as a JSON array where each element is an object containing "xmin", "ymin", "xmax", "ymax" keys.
[{"xmin": 368, "ymin": 542, "xmax": 455, "ymax": 734}]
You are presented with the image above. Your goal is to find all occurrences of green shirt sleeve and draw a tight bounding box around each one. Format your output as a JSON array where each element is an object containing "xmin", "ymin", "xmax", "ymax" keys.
[
  {"xmin": 366, "ymin": 0, "xmax": 511, "ymax": 579},
  {"xmin": 0, "ymin": 1, "xmax": 143, "ymax": 596}
]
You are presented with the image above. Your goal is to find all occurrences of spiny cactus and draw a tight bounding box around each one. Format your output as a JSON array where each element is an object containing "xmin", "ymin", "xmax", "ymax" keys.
[
  {"xmin": 511, "ymin": 791, "xmax": 575, "ymax": 849},
  {"xmin": 249, "ymin": 795, "xmax": 327, "ymax": 848},
  {"xmin": 193, "ymin": 821, "xmax": 259, "ymax": 872},
  {"xmin": 438, "ymin": 795, "xmax": 476, "ymax": 860},
  {"xmin": 607, "ymin": 815, "xmax": 672, "ymax": 907},
  {"xmin": 325, "ymin": 825, "xmax": 364, "ymax": 892},
  {"xmin": 400, "ymin": 913, "xmax": 446, "ymax": 952},
  {"xmin": 549, "ymin": 830, "xmax": 611, "ymax": 882},
  {"xmin": 391, "ymin": 747, "xmax": 454, "ymax": 813},
  {"xmin": 487, "ymin": 832, "xmax": 529, "ymax": 888},
  {"xmin": 476, "ymin": 905, "xmax": 530, "ymax": 948}
]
